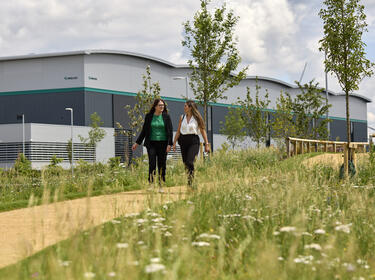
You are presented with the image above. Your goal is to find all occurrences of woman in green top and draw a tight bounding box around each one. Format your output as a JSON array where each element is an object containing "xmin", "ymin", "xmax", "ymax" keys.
[{"xmin": 132, "ymin": 99, "xmax": 173, "ymax": 186}]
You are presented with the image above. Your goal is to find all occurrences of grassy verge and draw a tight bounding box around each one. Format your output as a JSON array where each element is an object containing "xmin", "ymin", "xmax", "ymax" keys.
[{"xmin": 1, "ymin": 148, "xmax": 375, "ymax": 279}]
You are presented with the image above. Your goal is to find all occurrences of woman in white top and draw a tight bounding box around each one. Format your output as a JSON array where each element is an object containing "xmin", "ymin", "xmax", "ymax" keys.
[{"xmin": 173, "ymin": 100, "xmax": 209, "ymax": 188}]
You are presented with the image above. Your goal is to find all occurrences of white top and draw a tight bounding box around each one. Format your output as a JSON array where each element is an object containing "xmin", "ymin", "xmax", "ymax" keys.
[{"xmin": 180, "ymin": 115, "xmax": 200, "ymax": 135}]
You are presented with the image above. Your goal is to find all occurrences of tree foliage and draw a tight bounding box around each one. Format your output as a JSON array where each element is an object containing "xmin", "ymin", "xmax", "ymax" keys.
[
  {"xmin": 182, "ymin": 0, "xmax": 247, "ymax": 131},
  {"xmin": 220, "ymin": 107, "xmax": 246, "ymax": 149},
  {"xmin": 237, "ymin": 83, "xmax": 271, "ymax": 147},
  {"xmin": 79, "ymin": 112, "xmax": 106, "ymax": 148},
  {"xmin": 272, "ymin": 91, "xmax": 296, "ymax": 140},
  {"xmin": 118, "ymin": 65, "xmax": 161, "ymax": 137}
]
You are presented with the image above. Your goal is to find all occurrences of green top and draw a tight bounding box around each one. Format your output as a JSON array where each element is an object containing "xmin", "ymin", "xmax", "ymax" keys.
[{"xmin": 150, "ymin": 114, "xmax": 167, "ymax": 141}]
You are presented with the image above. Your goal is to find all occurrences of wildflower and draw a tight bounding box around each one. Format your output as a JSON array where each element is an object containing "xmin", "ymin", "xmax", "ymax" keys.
[
  {"xmin": 278, "ymin": 257, "xmax": 284, "ymax": 261},
  {"xmin": 137, "ymin": 241, "xmax": 145, "ymax": 245},
  {"xmin": 314, "ymin": 229, "xmax": 326, "ymax": 235},
  {"xmin": 58, "ymin": 260, "xmax": 71, "ymax": 267},
  {"xmin": 245, "ymin": 195, "xmax": 253, "ymax": 200},
  {"xmin": 304, "ymin": 244, "xmax": 322, "ymax": 251},
  {"xmin": 198, "ymin": 233, "xmax": 220, "ymax": 240},
  {"xmin": 125, "ymin": 213, "xmax": 139, "ymax": 218},
  {"xmin": 163, "ymin": 205, "xmax": 168, "ymax": 210},
  {"xmin": 116, "ymin": 243, "xmax": 129, "ymax": 249},
  {"xmin": 145, "ymin": 263, "xmax": 165, "ymax": 273},
  {"xmin": 294, "ymin": 255, "xmax": 314, "ymax": 264},
  {"xmin": 164, "ymin": 231, "xmax": 172, "ymax": 237},
  {"xmin": 108, "ymin": 272, "xmax": 116, "ymax": 277},
  {"xmin": 301, "ymin": 232, "xmax": 312, "ymax": 236},
  {"xmin": 273, "ymin": 231, "xmax": 280, "ymax": 236},
  {"xmin": 84, "ymin": 272, "xmax": 96, "ymax": 278},
  {"xmin": 128, "ymin": 261, "xmax": 139, "ymax": 266},
  {"xmin": 150, "ymin": 258, "xmax": 161, "ymax": 263},
  {"xmin": 136, "ymin": 219, "xmax": 147, "ymax": 224},
  {"xmin": 342, "ymin": 262, "xmax": 356, "ymax": 272},
  {"xmin": 335, "ymin": 223, "xmax": 352, "ymax": 234},
  {"xmin": 192, "ymin": 241, "xmax": 210, "ymax": 247},
  {"xmin": 152, "ymin": 218, "xmax": 166, "ymax": 223},
  {"xmin": 111, "ymin": 220, "xmax": 121, "ymax": 224},
  {"xmin": 187, "ymin": 201, "xmax": 194, "ymax": 204},
  {"xmin": 279, "ymin": 226, "xmax": 296, "ymax": 233}
]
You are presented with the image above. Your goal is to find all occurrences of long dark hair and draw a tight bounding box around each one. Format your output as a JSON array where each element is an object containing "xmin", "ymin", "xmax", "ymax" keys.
[
  {"xmin": 186, "ymin": 100, "xmax": 205, "ymax": 130},
  {"xmin": 149, "ymin": 98, "xmax": 168, "ymax": 114}
]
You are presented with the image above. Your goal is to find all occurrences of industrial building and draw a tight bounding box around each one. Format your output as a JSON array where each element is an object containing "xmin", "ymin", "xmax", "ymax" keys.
[{"xmin": 0, "ymin": 50, "xmax": 370, "ymax": 168}]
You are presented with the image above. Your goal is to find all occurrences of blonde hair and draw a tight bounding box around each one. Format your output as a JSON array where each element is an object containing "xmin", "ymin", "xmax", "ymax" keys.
[{"xmin": 186, "ymin": 100, "xmax": 205, "ymax": 130}]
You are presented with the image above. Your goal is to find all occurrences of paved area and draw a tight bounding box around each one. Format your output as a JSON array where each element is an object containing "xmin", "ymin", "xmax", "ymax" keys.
[{"xmin": 0, "ymin": 186, "xmax": 188, "ymax": 269}]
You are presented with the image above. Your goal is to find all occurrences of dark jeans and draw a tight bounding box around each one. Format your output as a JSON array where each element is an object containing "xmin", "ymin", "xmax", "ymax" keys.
[
  {"xmin": 179, "ymin": 134, "xmax": 200, "ymax": 185},
  {"xmin": 147, "ymin": 141, "xmax": 168, "ymax": 183}
]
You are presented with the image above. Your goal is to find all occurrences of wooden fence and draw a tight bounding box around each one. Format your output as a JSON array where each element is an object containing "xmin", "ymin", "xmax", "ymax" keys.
[{"xmin": 286, "ymin": 137, "xmax": 369, "ymax": 160}]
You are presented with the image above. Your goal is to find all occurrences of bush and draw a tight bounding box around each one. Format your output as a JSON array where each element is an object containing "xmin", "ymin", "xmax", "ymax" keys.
[{"xmin": 13, "ymin": 153, "xmax": 32, "ymax": 176}]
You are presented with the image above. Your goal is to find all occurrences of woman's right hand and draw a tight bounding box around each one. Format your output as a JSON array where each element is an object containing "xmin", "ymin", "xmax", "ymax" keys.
[
  {"xmin": 172, "ymin": 144, "xmax": 176, "ymax": 152},
  {"xmin": 132, "ymin": 143, "xmax": 138, "ymax": 151}
]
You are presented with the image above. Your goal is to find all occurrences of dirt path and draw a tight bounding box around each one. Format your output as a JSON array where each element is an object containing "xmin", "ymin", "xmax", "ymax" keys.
[
  {"xmin": 303, "ymin": 153, "xmax": 368, "ymax": 169},
  {"xmin": 0, "ymin": 186, "xmax": 188, "ymax": 269}
]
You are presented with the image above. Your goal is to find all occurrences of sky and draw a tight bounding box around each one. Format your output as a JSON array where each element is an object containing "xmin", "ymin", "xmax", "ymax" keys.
[{"xmin": 0, "ymin": 0, "xmax": 375, "ymax": 131}]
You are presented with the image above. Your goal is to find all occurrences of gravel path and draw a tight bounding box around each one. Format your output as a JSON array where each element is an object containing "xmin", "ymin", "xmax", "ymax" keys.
[{"xmin": 0, "ymin": 186, "xmax": 187, "ymax": 269}]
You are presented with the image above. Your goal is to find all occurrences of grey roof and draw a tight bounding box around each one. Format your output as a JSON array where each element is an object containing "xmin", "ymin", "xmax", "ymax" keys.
[{"xmin": 0, "ymin": 49, "xmax": 371, "ymax": 103}]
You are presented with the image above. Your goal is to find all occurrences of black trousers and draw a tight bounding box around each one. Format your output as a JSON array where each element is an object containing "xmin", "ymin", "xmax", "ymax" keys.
[
  {"xmin": 147, "ymin": 141, "xmax": 168, "ymax": 183},
  {"xmin": 179, "ymin": 134, "xmax": 200, "ymax": 185}
]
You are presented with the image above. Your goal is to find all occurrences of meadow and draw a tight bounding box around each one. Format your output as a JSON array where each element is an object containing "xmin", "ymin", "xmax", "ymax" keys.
[{"xmin": 1, "ymin": 147, "xmax": 375, "ymax": 279}]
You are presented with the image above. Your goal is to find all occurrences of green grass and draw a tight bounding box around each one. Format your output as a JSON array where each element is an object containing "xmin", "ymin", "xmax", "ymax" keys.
[{"xmin": 1, "ymin": 148, "xmax": 375, "ymax": 279}]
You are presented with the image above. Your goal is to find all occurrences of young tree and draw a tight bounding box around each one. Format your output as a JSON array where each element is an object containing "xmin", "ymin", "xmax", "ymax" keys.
[
  {"xmin": 293, "ymin": 80, "xmax": 331, "ymax": 140},
  {"xmin": 272, "ymin": 91, "xmax": 296, "ymax": 140},
  {"xmin": 182, "ymin": 0, "xmax": 247, "ymax": 134},
  {"xmin": 220, "ymin": 107, "xmax": 246, "ymax": 149},
  {"xmin": 319, "ymin": 0, "xmax": 374, "ymax": 175},
  {"xmin": 237, "ymin": 83, "xmax": 271, "ymax": 147},
  {"xmin": 79, "ymin": 112, "xmax": 106, "ymax": 151},
  {"xmin": 117, "ymin": 65, "xmax": 161, "ymax": 138}
]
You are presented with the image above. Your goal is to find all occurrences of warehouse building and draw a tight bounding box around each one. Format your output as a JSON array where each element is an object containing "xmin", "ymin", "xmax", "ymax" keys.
[{"xmin": 0, "ymin": 50, "xmax": 370, "ymax": 168}]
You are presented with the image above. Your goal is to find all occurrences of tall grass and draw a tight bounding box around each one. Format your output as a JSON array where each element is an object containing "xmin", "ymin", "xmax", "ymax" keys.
[{"xmin": 1, "ymin": 148, "xmax": 375, "ymax": 279}]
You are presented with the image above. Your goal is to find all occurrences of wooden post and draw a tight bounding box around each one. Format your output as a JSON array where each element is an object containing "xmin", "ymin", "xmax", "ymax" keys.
[
  {"xmin": 286, "ymin": 138, "xmax": 290, "ymax": 158},
  {"xmin": 307, "ymin": 142, "xmax": 311, "ymax": 153},
  {"xmin": 333, "ymin": 143, "xmax": 336, "ymax": 153},
  {"xmin": 300, "ymin": 141, "xmax": 304, "ymax": 154},
  {"xmin": 324, "ymin": 143, "xmax": 328, "ymax": 152}
]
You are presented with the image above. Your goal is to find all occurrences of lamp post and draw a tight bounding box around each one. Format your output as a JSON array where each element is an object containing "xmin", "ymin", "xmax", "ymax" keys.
[
  {"xmin": 16, "ymin": 114, "xmax": 25, "ymax": 155},
  {"xmin": 65, "ymin": 108, "xmax": 74, "ymax": 177},
  {"xmin": 172, "ymin": 76, "xmax": 189, "ymax": 99},
  {"xmin": 325, "ymin": 52, "xmax": 330, "ymax": 138}
]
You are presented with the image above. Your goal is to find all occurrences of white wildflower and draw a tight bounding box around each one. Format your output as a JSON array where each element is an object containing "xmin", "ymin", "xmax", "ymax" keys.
[
  {"xmin": 58, "ymin": 260, "xmax": 71, "ymax": 267},
  {"xmin": 137, "ymin": 241, "xmax": 145, "ymax": 245},
  {"xmin": 128, "ymin": 261, "xmax": 139, "ymax": 266},
  {"xmin": 342, "ymin": 262, "xmax": 356, "ymax": 272},
  {"xmin": 273, "ymin": 231, "xmax": 280, "ymax": 236},
  {"xmin": 278, "ymin": 257, "xmax": 284, "ymax": 261},
  {"xmin": 314, "ymin": 229, "xmax": 326, "ymax": 235},
  {"xmin": 335, "ymin": 223, "xmax": 352, "ymax": 234},
  {"xmin": 152, "ymin": 218, "xmax": 166, "ymax": 223},
  {"xmin": 108, "ymin": 272, "xmax": 116, "ymax": 277},
  {"xmin": 198, "ymin": 233, "xmax": 220, "ymax": 240},
  {"xmin": 116, "ymin": 243, "xmax": 129, "ymax": 249},
  {"xmin": 192, "ymin": 241, "xmax": 210, "ymax": 247},
  {"xmin": 111, "ymin": 220, "xmax": 121, "ymax": 224},
  {"xmin": 187, "ymin": 201, "xmax": 194, "ymax": 204},
  {"xmin": 302, "ymin": 232, "xmax": 312, "ymax": 236},
  {"xmin": 279, "ymin": 226, "xmax": 296, "ymax": 233},
  {"xmin": 84, "ymin": 272, "xmax": 96, "ymax": 278},
  {"xmin": 125, "ymin": 213, "xmax": 140, "ymax": 218},
  {"xmin": 163, "ymin": 205, "xmax": 168, "ymax": 210},
  {"xmin": 245, "ymin": 195, "xmax": 253, "ymax": 201},
  {"xmin": 304, "ymin": 244, "xmax": 322, "ymax": 251},
  {"xmin": 145, "ymin": 263, "xmax": 165, "ymax": 273},
  {"xmin": 294, "ymin": 255, "xmax": 314, "ymax": 264},
  {"xmin": 137, "ymin": 219, "xmax": 147, "ymax": 224},
  {"xmin": 164, "ymin": 231, "xmax": 172, "ymax": 237},
  {"xmin": 150, "ymin": 258, "xmax": 161, "ymax": 263}
]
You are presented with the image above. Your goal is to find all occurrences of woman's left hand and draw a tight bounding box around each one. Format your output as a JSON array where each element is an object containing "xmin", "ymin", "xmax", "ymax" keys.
[
  {"xmin": 166, "ymin": 145, "xmax": 171, "ymax": 153},
  {"xmin": 205, "ymin": 144, "xmax": 210, "ymax": 153}
]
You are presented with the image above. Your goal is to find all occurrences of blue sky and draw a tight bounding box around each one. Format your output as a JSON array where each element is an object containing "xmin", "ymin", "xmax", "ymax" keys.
[{"xmin": 0, "ymin": 0, "xmax": 374, "ymax": 130}]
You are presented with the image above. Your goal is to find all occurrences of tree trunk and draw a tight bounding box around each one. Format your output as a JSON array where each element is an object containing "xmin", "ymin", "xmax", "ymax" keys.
[{"xmin": 345, "ymin": 91, "xmax": 350, "ymax": 178}]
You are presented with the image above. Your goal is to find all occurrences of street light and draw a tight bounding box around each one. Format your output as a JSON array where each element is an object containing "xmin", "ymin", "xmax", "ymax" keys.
[
  {"xmin": 65, "ymin": 108, "xmax": 74, "ymax": 177},
  {"xmin": 16, "ymin": 114, "xmax": 25, "ymax": 155},
  {"xmin": 173, "ymin": 76, "xmax": 189, "ymax": 99}
]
